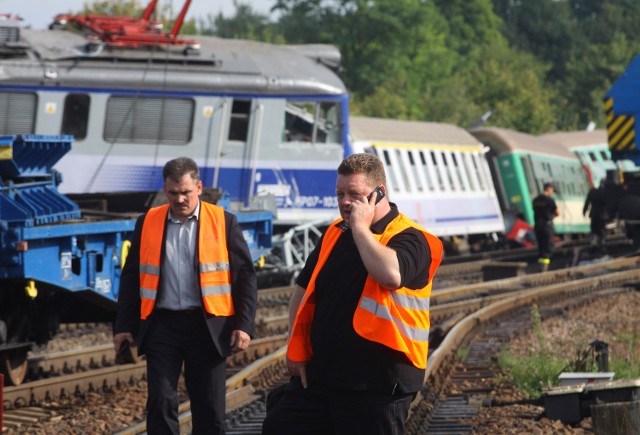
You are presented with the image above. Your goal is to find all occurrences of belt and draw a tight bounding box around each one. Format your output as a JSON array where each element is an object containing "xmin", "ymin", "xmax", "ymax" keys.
[{"xmin": 154, "ymin": 308, "xmax": 201, "ymax": 316}]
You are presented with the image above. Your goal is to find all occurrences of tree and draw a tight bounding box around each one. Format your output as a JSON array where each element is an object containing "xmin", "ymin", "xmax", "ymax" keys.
[
  {"xmin": 272, "ymin": 0, "xmax": 454, "ymax": 102},
  {"xmin": 198, "ymin": 1, "xmax": 281, "ymax": 41},
  {"xmin": 492, "ymin": 0, "xmax": 640, "ymax": 130},
  {"xmin": 433, "ymin": 0, "xmax": 505, "ymax": 56},
  {"xmin": 79, "ymin": 0, "xmax": 143, "ymax": 17},
  {"xmin": 492, "ymin": 0, "xmax": 576, "ymax": 82}
]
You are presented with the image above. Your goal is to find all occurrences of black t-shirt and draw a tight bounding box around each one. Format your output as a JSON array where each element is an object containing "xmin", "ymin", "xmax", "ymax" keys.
[
  {"xmin": 295, "ymin": 204, "xmax": 433, "ymax": 394},
  {"xmin": 532, "ymin": 194, "xmax": 557, "ymax": 224}
]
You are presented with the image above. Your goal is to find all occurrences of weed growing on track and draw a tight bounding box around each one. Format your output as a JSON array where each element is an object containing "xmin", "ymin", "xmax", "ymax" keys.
[
  {"xmin": 497, "ymin": 300, "xmax": 640, "ymax": 398},
  {"xmin": 497, "ymin": 304, "xmax": 565, "ymax": 398},
  {"xmin": 610, "ymin": 330, "xmax": 640, "ymax": 378}
]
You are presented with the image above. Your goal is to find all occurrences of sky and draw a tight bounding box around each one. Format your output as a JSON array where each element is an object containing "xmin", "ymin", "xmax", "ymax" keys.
[{"xmin": 0, "ymin": 0, "xmax": 274, "ymax": 29}]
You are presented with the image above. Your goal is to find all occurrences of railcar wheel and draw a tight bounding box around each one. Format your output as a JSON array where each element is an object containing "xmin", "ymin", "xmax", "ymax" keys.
[{"xmin": 0, "ymin": 347, "xmax": 28, "ymax": 386}]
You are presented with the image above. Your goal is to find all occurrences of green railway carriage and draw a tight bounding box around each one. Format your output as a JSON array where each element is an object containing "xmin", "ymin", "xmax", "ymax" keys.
[
  {"xmin": 542, "ymin": 129, "xmax": 636, "ymax": 190},
  {"xmin": 470, "ymin": 127, "xmax": 591, "ymax": 236}
]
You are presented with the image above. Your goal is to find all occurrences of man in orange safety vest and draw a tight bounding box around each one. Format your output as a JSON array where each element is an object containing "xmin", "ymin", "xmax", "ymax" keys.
[{"xmin": 263, "ymin": 153, "xmax": 442, "ymax": 435}]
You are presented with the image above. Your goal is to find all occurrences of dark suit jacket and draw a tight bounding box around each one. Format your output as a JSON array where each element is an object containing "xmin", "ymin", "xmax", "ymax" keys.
[{"xmin": 114, "ymin": 201, "xmax": 258, "ymax": 358}]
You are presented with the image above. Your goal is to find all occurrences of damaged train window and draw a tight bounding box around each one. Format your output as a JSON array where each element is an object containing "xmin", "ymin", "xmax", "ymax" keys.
[{"xmin": 284, "ymin": 101, "xmax": 340, "ymax": 144}]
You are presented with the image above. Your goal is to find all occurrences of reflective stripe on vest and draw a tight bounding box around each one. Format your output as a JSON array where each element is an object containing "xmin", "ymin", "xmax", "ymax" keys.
[
  {"xmin": 287, "ymin": 214, "xmax": 443, "ymax": 369},
  {"xmin": 139, "ymin": 202, "xmax": 234, "ymax": 319}
]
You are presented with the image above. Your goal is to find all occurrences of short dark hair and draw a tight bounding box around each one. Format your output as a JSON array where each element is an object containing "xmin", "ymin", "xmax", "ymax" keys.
[
  {"xmin": 337, "ymin": 153, "xmax": 386, "ymax": 186},
  {"xmin": 162, "ymin": 157, "xmax": 200, "ymax": 184},
  {"xmin": 543, "ymin": 182, "xmax": 555, "ymax": 191}
]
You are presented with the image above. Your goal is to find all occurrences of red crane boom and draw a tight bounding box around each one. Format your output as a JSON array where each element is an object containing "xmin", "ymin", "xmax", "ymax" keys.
[{"xmin": 51, "ymin": 0, "xmax": 200, "ymax": 51}]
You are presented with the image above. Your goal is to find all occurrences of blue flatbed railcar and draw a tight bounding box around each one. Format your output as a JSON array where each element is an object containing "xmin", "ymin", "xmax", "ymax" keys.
[{"xmin": 0, "ymin": 134, "xmax": 272, "ymax": 386}]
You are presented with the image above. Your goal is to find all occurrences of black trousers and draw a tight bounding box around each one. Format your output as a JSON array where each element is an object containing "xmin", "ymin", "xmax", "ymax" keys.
[
  {"xmin": 144, "ymin": 310, "xmax": 227, "ymax": 435},
  {"xmin": 590, "ymin": 217, "xmax": 606, "ymax": 244},
  {"xmin": 534, "ymin": 221, "xmax": 555, "ymax": 259},
  {"xmin": 262, "ymin": 377, "xmax": 414, "ymax": 435}
]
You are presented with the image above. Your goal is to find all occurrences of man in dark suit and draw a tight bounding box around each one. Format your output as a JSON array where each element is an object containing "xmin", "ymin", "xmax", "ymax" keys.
[
  {"xmin": 583, "ymin": 180, "xmax": 609, "ymax": 248},
  {"xmin": 113, "ymin": 157, "xmax": 257, "ymax": 434}
]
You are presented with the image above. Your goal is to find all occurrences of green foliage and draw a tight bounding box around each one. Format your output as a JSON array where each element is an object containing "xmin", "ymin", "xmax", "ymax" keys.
[
  {"xmin": 456, "ymin": 347, "xmax": 470, "ymax": 360},
  {"xmin": 611, "ymin": 331, "xmax": 640, "ymax": 379},
  {"xmin": 433, "ymin": 0, "xmax": 506, "ymax": 55},
  {"xmin": 198, "ymin": 1, "xmax": 283, "ymax": 42},
  {"xmin": 499, "ymin": 304, "xmax": 640, "ymax": 398},
  {"xmin": 610, "ymin": 357, "xmax": 640, "ymax": 379},
  {"xmin": 493, "ymin": 0, "xmax": 640, "ymax": 130},
  {"xmin": 497, "ymin": 304, "xmax": 565, "ymax": 398},
  {"xmin": 498, "ymin": 349, "xmax": 566, "ymax": 398},
  {"xmin": 79, "ymin": 0, "xmax": 143, "ymax": 17}
]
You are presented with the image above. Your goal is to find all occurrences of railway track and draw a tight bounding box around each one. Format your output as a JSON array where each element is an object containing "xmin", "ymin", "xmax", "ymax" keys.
[
  {"xmin": 139, "ymin": 254, "xmax": 640, "ymax": 434},
  {"xmin": 4, "ymin": 249, "xmax": 637, "ymax": 433},
  {"xmin": 406, "ymin": 269, "xmax": 640, "ymax": 432},
  {"xmin": 0, "ymin": 289, "xmax": 292, "ymax": 389}
]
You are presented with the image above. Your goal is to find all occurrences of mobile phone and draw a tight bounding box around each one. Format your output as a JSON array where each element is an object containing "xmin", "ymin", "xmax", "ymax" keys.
[
  {"xmin": 116, "ymin": 340, "xmax": 135, "ymax": 365},
  {"xmin": 367, "ymin": 185, "xmax": 385, "ymax": 205}
]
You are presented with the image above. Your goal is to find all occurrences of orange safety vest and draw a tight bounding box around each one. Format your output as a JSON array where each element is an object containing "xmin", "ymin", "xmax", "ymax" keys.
[
  {"xmin": 139, "ymin": 202, "xmax": 234, "ymax": 320},
  {"xmin": 287, "ymin": 214, "xmax": 443, "ymax": 369}
]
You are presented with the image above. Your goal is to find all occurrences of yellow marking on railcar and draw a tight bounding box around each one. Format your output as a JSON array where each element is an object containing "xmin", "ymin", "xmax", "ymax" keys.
[
  {"xmin": 610, "ymin": 117, "xmax": 635, "ymax": 147},
  {"xmin": 619, "ymin": 129, "xmax": 636, "ymax": 151},
  {"xmin": 0, "ymin": 145, "xmax": 12, "ymax": 160},
  {"xmin": 371, "ymin": 142, "xmax": 482, "ymax": 152},
  {"xmin": 604, "ymin": 97, "xmax": 637, "ymax": 152},
  {"xmin": 609, "ymin": 114, "xmax": 629, "ymax": 134}
]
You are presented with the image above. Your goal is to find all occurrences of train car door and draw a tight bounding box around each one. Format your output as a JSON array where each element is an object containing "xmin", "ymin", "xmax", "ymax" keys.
[{"xmin": 204, "ymin": 98, "xmax": 262, "ymax": 207}]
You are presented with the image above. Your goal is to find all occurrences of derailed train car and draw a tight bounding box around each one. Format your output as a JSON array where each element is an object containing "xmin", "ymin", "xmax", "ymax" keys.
[
  {"xmin": 350, "ymin": 117, "xmax": 505, "ymax": 252},
  {"xmin": 470, "ymin": 127, "xmax": 592, "ymax": 236}
]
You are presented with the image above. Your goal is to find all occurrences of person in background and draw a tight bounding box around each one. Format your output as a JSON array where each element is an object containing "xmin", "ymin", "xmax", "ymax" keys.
[
  {"xmin": 262, "ymin": 153, "xmax": 443, "ymax": 435},
  {"xmin": 532, "ymin": 182, "xmax": 560, "ymax": 271},
  {"xmin": 113, "ymin": 157, "xmax": 257, "ymax": 434},
  {"xmin": 583, "ymin": 180, "xmax": 609, "ymax": 250}
]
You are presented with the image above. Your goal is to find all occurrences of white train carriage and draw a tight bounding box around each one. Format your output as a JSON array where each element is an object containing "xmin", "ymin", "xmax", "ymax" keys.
[{"xmin": 350, "ymin": 117, "xmax": 505, "ymax": 244}]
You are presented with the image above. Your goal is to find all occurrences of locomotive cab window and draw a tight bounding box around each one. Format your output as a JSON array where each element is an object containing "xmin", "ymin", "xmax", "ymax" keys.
[
  {"xmin": 0, "ymin": 92, "xmax": 36, "ymax": 134},
  {"xmin": 104, "ymin": 96, "xmax": 194, "ymax": 144},
  {"xmin": 229, "ymin": 99, "xmax": 251, "ymax": 142},
  {"xmin": 284, "ymin": 101, "xmax": 340, "ymax": 144},
  {"xmin": 62, "ymin": 93, "xmax": 90, "ymax": 140}
]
